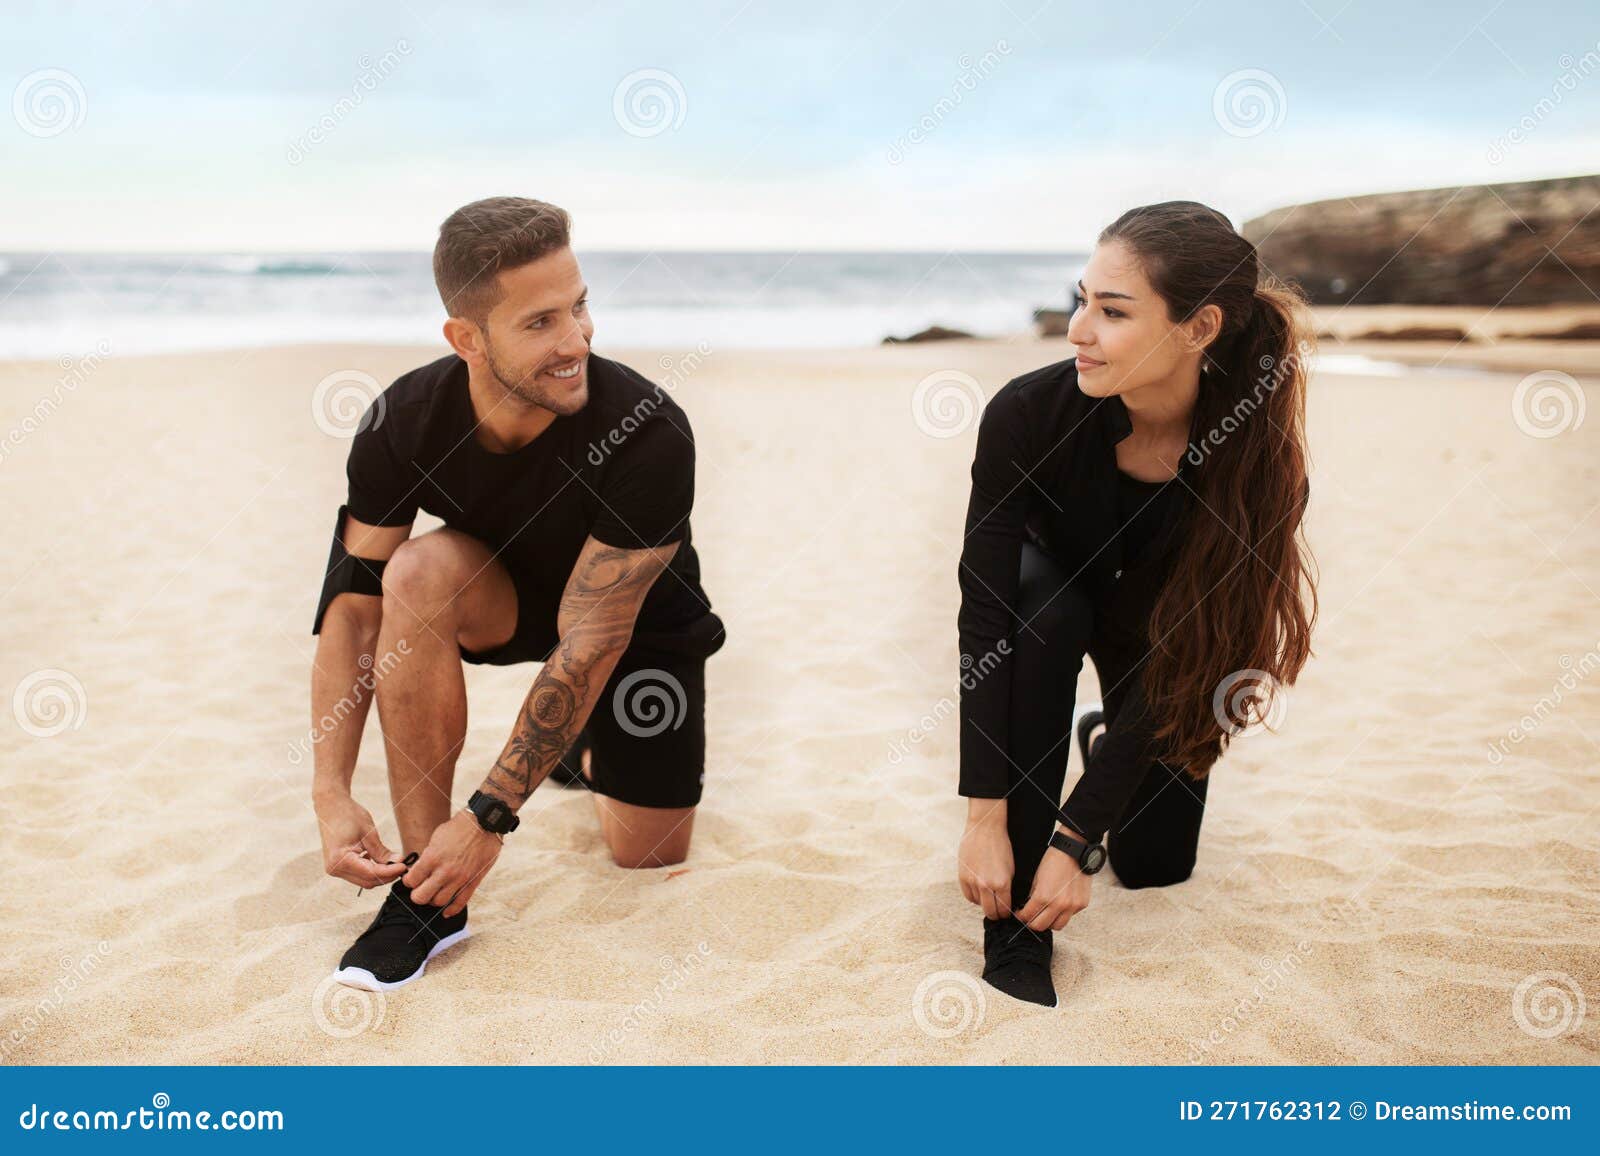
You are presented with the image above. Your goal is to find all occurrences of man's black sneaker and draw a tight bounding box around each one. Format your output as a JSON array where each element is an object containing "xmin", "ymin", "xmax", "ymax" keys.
[
  {"xmin": 982, "ymin": 915, "xmax": 1057, "ymax": 1008},
  {"xmin": 332, "ymin": 877, "xmax": 470, "ymax": 991}
]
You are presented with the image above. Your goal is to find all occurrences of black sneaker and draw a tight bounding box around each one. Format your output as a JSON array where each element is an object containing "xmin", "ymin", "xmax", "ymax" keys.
[
  {"xmin": 332, "ymin": 877, "xmax": 470, "ymax": 991},
  {"xmin": 982, "ymin": 916, "xmax": 1057, "ymax": 1008}
]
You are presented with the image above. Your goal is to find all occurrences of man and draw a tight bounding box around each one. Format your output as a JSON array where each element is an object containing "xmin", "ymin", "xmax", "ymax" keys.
[{"xmin": 309, "ymin": 196, "xmax": 725, "ymax": 991}]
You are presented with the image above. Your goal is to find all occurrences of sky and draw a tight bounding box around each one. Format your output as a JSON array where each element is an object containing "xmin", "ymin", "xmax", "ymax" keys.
[{"xmin": 4, "ymin": 0, "xmax": 1599, "ymax": 251}]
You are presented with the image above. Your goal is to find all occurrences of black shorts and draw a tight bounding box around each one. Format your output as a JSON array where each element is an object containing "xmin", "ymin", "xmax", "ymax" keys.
[{"xmin": 461, "ymin": 601, "xmax": 724, "ymax": 811}]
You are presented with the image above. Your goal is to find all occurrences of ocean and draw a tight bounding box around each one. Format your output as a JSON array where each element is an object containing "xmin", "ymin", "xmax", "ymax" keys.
[{"xmin": 0, "ymin": 251, "xmax": 1085, "ymax": 359}]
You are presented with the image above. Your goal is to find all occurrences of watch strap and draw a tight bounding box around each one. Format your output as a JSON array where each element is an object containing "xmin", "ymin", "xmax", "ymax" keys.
[
  {"xmin": 1049, "ymin": 827, "xmax": 1106, "ymax": 873},
  {"xmin": 1048, "ymin": 827, "xmax": 1090, "ymax": 858}
]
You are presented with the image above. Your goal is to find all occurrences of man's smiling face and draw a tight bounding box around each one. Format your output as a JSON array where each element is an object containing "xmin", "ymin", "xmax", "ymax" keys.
[{"xmin": 477, "ymin": 246, "xmax": 595, "ymax": 415}]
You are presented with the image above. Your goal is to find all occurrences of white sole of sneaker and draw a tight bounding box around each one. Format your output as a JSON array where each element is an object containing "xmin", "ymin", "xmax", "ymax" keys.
[{"xmin": 331, "ymin": 926, "xmax": 472, "ymax": 992}]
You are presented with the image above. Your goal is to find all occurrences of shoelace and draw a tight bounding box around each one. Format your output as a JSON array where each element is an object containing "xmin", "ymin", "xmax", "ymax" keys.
[
  {"xmin": 354, "ymin": 849, "xmax": 418, "ymax": 899},
  {"xmin": 370, "ymin": 889, "xmax": 429, "ymax": 933},
  {"xmin": 990, "ymin": 922, "xmax": 1049, "ymax": 970}
]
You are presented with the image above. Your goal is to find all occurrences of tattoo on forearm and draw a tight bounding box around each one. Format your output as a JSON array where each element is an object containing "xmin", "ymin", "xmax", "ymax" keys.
[{"xmin": 480, "ymin": 538, "xmax": 677, "ymax": 808}]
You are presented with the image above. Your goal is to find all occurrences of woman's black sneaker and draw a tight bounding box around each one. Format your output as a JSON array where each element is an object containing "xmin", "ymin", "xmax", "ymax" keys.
[
  {"xmin": 982, "ymin": 916, "xmax": 1057, "ymax": 1008},
  {"xmin": 332, "ymin": 877, "xmax": 470, "ymax": 991}
]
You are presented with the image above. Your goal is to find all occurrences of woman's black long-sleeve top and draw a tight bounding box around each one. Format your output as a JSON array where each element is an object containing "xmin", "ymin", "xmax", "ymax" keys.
[{"xmin": 955, "ymin": 358, "xmax": 1207, "ymax": 840}]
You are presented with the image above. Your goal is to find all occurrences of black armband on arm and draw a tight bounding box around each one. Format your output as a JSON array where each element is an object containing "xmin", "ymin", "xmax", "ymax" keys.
[{"xmin": 312, "ymin": 505, "xmax": 388, "ymax": 635}]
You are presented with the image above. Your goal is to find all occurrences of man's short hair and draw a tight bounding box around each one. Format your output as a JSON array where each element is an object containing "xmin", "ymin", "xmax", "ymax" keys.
[{"xmin": 432, "ymin": 196, "xmax": 572, "ymax": 323}]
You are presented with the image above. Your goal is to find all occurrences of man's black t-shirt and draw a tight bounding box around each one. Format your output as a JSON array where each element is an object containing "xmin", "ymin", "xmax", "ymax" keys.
[{"xmin": 318, "ymin": 351, "xmax": 722, "ymax": 661}]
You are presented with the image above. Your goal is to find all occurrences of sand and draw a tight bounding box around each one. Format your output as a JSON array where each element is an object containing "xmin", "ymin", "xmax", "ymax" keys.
[{"xmin": 1, "ymin": 335, "xmax": 1597, "ymax": 1064}]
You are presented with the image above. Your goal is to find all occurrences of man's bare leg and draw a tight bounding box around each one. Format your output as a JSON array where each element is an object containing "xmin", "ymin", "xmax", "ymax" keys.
[
  {"xmin": 571, "ymin": 747, "xmax": 695, "ymax": 868},
  {"xmin": 597, "ymin": 800, "xmax": 696, "ymax": 868},
  {"xmin": 374, "ymin": 528, "xmax": 519, "ymax": 854}
]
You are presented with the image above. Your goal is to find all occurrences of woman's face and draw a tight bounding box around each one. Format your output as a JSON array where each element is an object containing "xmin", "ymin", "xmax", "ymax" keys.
[{"xmin": 1066, "ymin": 239, "xmax": 1206, "ymax": 399}]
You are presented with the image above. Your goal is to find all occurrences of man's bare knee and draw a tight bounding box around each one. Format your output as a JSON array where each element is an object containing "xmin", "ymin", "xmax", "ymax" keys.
[
  {"xmin": 609, "ymin": 844, "xmax": 689, "ymax": 870},
  {"xmin": 601, "ymin": 803, "xmax": 695, "ymax": 870},
  {"xmin": 382, "ymin": 536, "xmax": 467, "ymax": 616}
]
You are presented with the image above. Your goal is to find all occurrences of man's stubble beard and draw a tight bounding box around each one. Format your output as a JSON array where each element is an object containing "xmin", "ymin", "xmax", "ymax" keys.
[{"xmin": 482, "ymin": 333, "xmax": 589, "ymax": 416}]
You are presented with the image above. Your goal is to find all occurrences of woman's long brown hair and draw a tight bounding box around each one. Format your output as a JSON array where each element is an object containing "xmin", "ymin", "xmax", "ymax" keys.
[{"xmin": 1099, "ymin": 201, "xmax": 1318, "ymax": 779}]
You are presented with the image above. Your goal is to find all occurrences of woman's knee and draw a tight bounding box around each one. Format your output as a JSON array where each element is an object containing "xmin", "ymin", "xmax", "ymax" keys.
[{"xmin": 1110, "ymin": 852, "xmax": 1196, "ymax": 890}]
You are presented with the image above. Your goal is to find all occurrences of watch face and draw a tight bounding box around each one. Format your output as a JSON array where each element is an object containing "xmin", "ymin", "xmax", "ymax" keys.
[{"xmin": 1083, "ymin": 845, "xmax": 1107, "ymax": 873}]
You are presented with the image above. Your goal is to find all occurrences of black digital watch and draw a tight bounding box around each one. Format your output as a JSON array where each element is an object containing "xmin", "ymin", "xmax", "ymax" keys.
[{"xmin": 467, "ymin": 790, "xmax": 520, "ymax": 836}]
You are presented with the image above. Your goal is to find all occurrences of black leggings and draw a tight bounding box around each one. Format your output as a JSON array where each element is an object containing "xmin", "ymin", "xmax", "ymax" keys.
[{"xmin": 1005, "ymin": 539, "xmax": 1210, "ymax": 908}]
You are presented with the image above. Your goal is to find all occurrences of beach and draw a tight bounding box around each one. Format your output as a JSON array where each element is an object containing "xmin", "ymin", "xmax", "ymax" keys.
[{"xmin": 1, "ymin": 335, "xmax": 1596, "ymax": 1065}]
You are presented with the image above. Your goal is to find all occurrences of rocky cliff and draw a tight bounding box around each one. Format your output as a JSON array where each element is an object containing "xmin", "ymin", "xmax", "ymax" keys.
[{"xmin": 1241, "ymin": 173, "xmax": 1600, "ymax": 306}]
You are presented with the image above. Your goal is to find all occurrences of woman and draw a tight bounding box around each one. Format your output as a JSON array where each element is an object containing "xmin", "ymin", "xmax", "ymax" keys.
[{"xmin": 954, "ymin": 201, "xmax": 1318, "ymax": 1007}]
